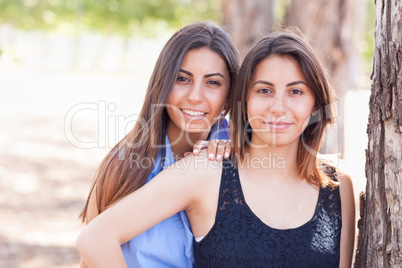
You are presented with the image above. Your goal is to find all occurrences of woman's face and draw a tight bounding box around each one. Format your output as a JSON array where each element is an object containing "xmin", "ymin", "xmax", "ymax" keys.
[
  {"xmin": 246, "ymin": 55, "xmax": 316, "ymax": 149},
  {"xmin": 166, "ymin": 47, "xmax": 230, "ymax": 138}
]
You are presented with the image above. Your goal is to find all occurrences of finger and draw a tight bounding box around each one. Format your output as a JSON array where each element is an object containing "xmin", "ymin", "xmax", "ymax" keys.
[
  {"xmin": 193, "ymin": 140, "xmax": 209, "ymax": 155},
  {"xmin": 223, "ymin": 140, "xmax": 232, "ymax": 158},
  {"xmin": 184, "ymin": 152, "xmax": 191, "ymax": 157},
  {"xmin": 215, "ymin": 140, "xmax": 227, "ymax": 161},
  {"xmin": 207, "ymin": 139, "xmax": 219, "ymax": 160}
]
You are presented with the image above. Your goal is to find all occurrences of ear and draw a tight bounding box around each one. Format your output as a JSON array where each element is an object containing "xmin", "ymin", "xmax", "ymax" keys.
[{"xmin": 311, "ymin": 105, "xmax": 319, "ymax": 116}]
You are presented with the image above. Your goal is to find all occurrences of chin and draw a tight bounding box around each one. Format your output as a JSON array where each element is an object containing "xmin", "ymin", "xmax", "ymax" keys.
[
  {"xmin": 182, "ymin": 128, "xmax": 209, "ymax": 134},
  {"xmin": 182, "ymin": 123, "xmax": 212, "ymax": 133}
]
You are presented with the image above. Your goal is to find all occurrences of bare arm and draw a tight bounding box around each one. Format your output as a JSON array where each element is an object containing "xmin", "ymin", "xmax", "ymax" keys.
[
  {"xmin": 338, "ymin": 171, "xmax": 356, "ymax": 268},
  {"xmin": 80, "ymin": 258, "xmax": 89, "ymax": 268},
  {"xmin": 80, "ymin": 189, "xmax": 99, "ymax": 268},
  {"xmin": 76, "ymin": 154, "xmax": 217, "ymax": 268}
]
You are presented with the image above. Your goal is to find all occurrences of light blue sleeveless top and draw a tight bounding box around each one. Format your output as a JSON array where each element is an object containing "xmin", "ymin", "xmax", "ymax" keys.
[{"xmin": 121, "ymin": 118, "xmax": 229, "ymax": 267}]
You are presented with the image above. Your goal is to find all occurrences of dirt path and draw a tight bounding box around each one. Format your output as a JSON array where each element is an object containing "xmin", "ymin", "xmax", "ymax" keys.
[
  {"xmin": 0, "ymin": 115, "xmax": 107, "ymax": 267},
  {"xmin": 0, "ymin": 64, "xmax": 146, "ymax": 267}
]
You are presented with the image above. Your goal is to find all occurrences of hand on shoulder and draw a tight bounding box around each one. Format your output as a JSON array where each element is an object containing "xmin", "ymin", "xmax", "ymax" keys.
[{"xmin": 169, "ymin": 149, "xmax": 224, "ymax": 175}]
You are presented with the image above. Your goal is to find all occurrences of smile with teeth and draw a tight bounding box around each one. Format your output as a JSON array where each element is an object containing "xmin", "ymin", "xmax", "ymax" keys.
[{"xmin": 181, "ymin": 109, "xmax": 207, "ymax": 117}]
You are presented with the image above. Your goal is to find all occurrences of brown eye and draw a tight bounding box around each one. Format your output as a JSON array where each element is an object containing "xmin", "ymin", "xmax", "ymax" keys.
[
  {"xmin": 290, "ymin": 89, "xmax": 303, "ymax": 95},
  {"xmin": 207, "ymin": 80, "xmax": 221, "ymax": 86},
  {"xmin": 258, "ymin": 88, "xmax": 272, "ymax": 94},
  {"xmin": 177, "ymin": 76, "xmax": 190, "ymax": 82}
]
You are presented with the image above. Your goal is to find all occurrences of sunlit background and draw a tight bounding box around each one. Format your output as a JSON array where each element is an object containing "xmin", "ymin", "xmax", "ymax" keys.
[{"xmin": 0, "ymin": 0, "xmax": 374, "ymax": 267}]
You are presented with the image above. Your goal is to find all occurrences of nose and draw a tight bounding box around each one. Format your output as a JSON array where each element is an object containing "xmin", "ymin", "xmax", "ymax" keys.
[
  {"xmin": 186, "ymin": 81, "xmax": 204, "ymax": 103},
  {"xmin": 269, "ymin": 95, "xmax": 287, "ymax": 117}
]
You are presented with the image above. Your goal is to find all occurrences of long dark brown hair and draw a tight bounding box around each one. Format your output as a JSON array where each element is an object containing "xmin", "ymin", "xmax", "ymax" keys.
[
  {"xmin": 230, "ymin": 31, "xmax": 337, "ymax": 188},
  {"xmin": 80, "ymin": 22, "xmax": 239, "ymax": 221}
]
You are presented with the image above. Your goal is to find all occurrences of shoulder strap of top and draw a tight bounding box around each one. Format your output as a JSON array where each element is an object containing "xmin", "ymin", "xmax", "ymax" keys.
[
  {"xmin": 217, "ymin": 159, "xmax": 244, "ymax": 212},
  {"xmin": 217, "ymin": 158, "xmax": 232, "ymax": 210},
  {"xmin": 320, "ymin": 162, "xmax": 339, "ymax": 182},
  {"xmin": 319, "ymin": 163, "xmax": 342, "ymax": 218}
]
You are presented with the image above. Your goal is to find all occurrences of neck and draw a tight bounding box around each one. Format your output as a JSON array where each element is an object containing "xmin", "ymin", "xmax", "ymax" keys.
[
  {"xmin": 166, "ymin": 124, "xmax": 209, "ymax": 160},
  {"xmin": 242, "ymin": 142, "xmax": 300, "ymax": 180}
]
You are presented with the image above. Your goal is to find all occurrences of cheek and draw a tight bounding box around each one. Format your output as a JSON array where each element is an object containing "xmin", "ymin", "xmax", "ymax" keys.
[
  {"xmin": 301, "ymin": 115, "xmax": 312, "ymax": 131},
  {"xmin": 209, "ymin": 91, "xmax": 229, "ymax": 114},
  {"xmin": 245, "ymin": 105, "xmax": 268, "ymax": 134},
  {"xmin": 296, "ymin": 104, "xmax": 315, "ymax": 130},
  {"xmin": 165, "ymin": 106, "xmax": 180, "ymax": 123},
  {"xmin": 165, "ymin": 90, "xmax": 183, "ymax": 119},
  {"xmin": 166, "ymin": 88, "xmax": 179, "ymax": 106},
  {"xmin": 246, "ymin": 97, "xmax": 265, "ymax": 118}
]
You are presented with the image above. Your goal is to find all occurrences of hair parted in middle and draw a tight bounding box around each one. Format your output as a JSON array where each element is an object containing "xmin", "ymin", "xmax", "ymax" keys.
[{"xmin": 229, "ymin": 30, "xmax": 337, "ymax": 188}]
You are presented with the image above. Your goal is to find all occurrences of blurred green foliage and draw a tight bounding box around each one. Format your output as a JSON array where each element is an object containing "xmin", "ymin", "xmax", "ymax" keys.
[
  {"xmin": 0, "ymin": 0, "xmax": 375, "ymax": 69},
  {"xmin": 0, "ymin": 0, "xmax": 220, "ymax": 36},
  {"xmin": 362, "ymin": 0, "xmax": 376, "ymax": 74}
]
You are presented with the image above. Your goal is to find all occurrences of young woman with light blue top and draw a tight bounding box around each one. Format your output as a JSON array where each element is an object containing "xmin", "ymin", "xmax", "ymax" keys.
[{"xmin": 79, "ymin": 22, "xmax": 238, "ymax": 267}]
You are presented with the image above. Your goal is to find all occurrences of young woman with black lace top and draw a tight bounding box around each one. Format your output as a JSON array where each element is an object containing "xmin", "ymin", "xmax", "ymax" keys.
[{"xmin": 77, "ymin": 31, "xmax": 356, "ymax": 268}]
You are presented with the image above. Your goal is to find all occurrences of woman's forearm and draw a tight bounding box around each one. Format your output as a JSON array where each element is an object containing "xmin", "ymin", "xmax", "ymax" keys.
[
  {"xmin": 76, "ymin": 154, "xmax": 206, "ymax": 266},
  {"xmin": 76, "ymin": 228, "xmax": 127, "ymax": 268}
]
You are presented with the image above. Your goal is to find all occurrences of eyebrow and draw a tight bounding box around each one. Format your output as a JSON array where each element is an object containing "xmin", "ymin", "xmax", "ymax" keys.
[
  {"xmin": 286, "ymin": 80, "xmax": 308, "ymax": 87},
  {"xmin": 179, "ymin": 69, "xmax": 224, "ymax": 78},
  {"xmin": 252, "ymin": 80, "xmax": 307, "ymax": 87},
  {"xmin": 252, "ymin": 80, "xmax": 274, "ymax": 87}
]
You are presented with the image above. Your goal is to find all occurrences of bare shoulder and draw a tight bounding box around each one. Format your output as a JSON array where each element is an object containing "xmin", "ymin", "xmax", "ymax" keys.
[
  {"xmin": 165, "ymin": 150, "xmax": 224, "ymax": 181},
  {"xmin": 336, "ymin": 169, "xmax": 355, "ymax": 218},
  {"xmin": 151, "ymin": 150, "xmax": 223, "ymax": 200},
  {"xmin": 336, "ymin": 170, "xmax": 354, "ymax": 197},
  {"xmin": 336, "ymin": 170, "xmax": 356, "ymax": 267}
]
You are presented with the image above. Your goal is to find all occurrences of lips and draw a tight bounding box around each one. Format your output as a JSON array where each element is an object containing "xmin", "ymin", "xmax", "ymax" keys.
[
  {"xmin": 264, "ymin": 121, "xmax": 292, "ymax": 130},
  {"xmin": 181, "ymin": 109, "xmax": 207, "ymax": 117}
]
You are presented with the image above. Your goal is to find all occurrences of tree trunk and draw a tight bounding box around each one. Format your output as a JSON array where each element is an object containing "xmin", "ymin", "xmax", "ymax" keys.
[
  {"xmin": 354, "ymin": 0, "xmax": 402, "ymax": 267},
  {"xmin": 284, "ymin": 0, "xmax": 365, "ymax": 155},
  {"xmin": 219, "ymin": 0, "xmax": 275, "ymax": 60}
]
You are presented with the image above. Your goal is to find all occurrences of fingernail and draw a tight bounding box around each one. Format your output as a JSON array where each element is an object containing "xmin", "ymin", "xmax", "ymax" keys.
[
  {"xmin": 193, "ymin": 149, "xmax": 199, "ymax": 154},
  {"xmin": 208, "ymin": 153, "xmax": 214, "ymax": 159},
  {"xmin": 216, "ymin": 154, "xmax": 222, "ymax": 161},
  {"xmin": 224, "ymin": 152, "xmax": 229, "ymax": 158}
]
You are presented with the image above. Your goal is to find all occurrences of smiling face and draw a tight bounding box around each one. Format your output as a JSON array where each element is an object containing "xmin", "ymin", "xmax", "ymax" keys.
[
  {"xmin": 246, "ymin": 55, "xmax": 316, "ymax": 149},
  {"xmin": 166, "ymin": 47, "xmax": 230, "ymax": 140}
]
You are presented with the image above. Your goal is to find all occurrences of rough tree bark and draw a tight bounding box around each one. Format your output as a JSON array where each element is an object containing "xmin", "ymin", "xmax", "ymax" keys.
[
  {"xmin": 284, "ymin": 0, "xmax": 365, "ymax": 155},
  {"xmin": 219, "ymin": 0, "xmax": 275, "ymax": 60},
  {"xmin": 354, "ymin": 0, "xmax": 402, "ymax": 267}
]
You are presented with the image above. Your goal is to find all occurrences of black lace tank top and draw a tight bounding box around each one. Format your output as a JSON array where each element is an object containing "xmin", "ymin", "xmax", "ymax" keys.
[{"xmin": 193, "ymin": 159, "xmax": 341, "ymax": 267}]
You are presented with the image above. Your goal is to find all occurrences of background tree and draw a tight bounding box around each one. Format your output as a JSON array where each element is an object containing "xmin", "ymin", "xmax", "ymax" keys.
[
  {"xmin": 354, "ymin": 0, "xmax": 402, "ymax": 267},
  {"xmin": 220, "ymin": 0, "xmax": 275, "ymax": 59},
  {"xmin": 284, "ymin": 0, "xmax": 366, "ymax": 155}
]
